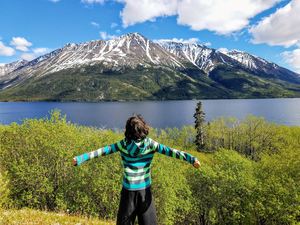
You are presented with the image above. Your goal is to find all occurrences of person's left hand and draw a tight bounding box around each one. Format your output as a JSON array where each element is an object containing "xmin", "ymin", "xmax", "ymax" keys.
[
  {"xmin": 193, "ymin": 159, "xmax": 201, "ymax": 168},
  {"xmin": 72, "ymin": 157, "xmax": 77, "ymax": 166}
]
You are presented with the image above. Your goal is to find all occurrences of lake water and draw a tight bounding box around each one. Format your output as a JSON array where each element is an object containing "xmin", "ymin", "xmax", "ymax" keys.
[{"xmin": 0, "ymin": 98, "xmax": 300, "ymax": 129}]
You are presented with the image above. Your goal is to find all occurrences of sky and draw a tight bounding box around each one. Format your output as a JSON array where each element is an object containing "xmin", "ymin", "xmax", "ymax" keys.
[{"xmin": 0, "ymin": 0, "xmax": 300, "ymax": 73}]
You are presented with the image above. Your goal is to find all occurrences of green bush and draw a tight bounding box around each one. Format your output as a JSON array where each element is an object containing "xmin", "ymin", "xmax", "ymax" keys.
[
  {"xmin": 0, "ymin": 111, "xmax": 198, "ymax": 223},
  {"xmin": 253, "ymin": 147, "xmax": 300, "ymax": 225},
  {"xmin": 188, "ymin": 150, "xmax": 256, "ymax": 225},
  {"xmin": 204, "ymin": 115, "xmax": 298, "ymax": 160},
  {"xmin": 0, "ymin": 170, "xmax": 10, "ymax": 208},
  {"xmin": 152, "ymin": 150, "xmax": 194, "ymax": 225},
  {"xmin": 0, "ymin": 111, "xmax": 299, "ymax": 225}
]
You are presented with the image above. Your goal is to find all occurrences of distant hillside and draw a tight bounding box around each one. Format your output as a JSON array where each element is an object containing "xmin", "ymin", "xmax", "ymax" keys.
[{"xmin": 0, "ymin": 33, "xmax": 300, "ymax": 101}]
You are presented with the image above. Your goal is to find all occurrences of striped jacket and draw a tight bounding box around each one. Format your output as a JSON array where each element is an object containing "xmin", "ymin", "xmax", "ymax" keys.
[{"xmin": 74, "ymin": 137, "xmax": 198, "ymax": 191}]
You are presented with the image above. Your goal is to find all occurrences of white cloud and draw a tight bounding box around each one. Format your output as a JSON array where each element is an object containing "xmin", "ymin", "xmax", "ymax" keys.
[
  {"xmin": 10, "ymin": 37, "xmax": 32, "ymax": 52},
  {"xmin": 91, "ymin": 21, "xmax": 100, "ymax": 27},
  {"xmin": 81, "ymin": 0, "xmax": 105, "ymax": 4},
  {"xmin": 155, "ymin": 37, "xmax": 211, "ymax": 46},
  {"xmin": 21, "ymin": 53, "xmax": 36, "ymax": 61},
  {"xmin": 20, "ymin": 48, "xmax": 50, "ymax": 61},
  {"xmin": 250, "ymin": 0, "xmax": 300, "ymax": 47},
  {"xmin": 0, "ymin": 41, "xmax": 15, "ymax": 56},
  {"xmin": 177, "ymin": 0, "xmax": 280, "ymax": 35},
  {"xmin": 155, "ymin": 37, "xmax": 199, "ymax": 44},
  {"xmin": 111, "ymin": 22, "xmax": 118, "ymax": 28},
  {"xmin": 217, "ymin": 48, "xmax": 229, "ymax": 54},
  {"xmin": 99, "ymin": 31, "xmax": 117, "ymax": 40},
  {"xmin": 33, "ymin": 48, "xmax": 50, "ymax": 55},
  {"xmin": 203, "ymin": 42, "xmax": 212, "ymax": 47},
  {"xmin": 282, "ymin": 49, "xmax": 300, "ymax": 73},
  {"xmin": 49, "ymin": 0, "xmax": 60, "ymax": 2},
  {"xmin": 119, "ymin": 0, "xmax": 280, "ymax": 34},
  {"xmin": 120, "ymin": 0, "xmax": 178, "ymax": 27},
  {"xmin": 116, "ymin": 29, "xmax": 121, "ymax": 33}
]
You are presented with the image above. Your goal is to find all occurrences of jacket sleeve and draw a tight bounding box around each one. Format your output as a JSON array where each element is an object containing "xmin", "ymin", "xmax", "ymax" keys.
[
  {"xmin": 150, "ymin": 138, "xmax": 198, "ymax": 165},
  {"xmin": 74, "ymin": 140, "xmax": 122, "ymax": 166}
]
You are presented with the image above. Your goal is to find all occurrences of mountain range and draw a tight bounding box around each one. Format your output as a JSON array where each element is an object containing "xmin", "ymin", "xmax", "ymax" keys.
[{"xmin": 0, "ymin": 32, "xmax": 300, "ymax": 101}]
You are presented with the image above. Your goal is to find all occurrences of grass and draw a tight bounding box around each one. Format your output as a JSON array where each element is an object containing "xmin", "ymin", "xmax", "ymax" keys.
[{"xmin": 0, "ymin": 208, "xmax": 115, "ymax": 225}]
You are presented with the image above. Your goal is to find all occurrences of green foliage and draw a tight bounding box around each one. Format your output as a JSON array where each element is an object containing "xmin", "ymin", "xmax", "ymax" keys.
[
  {"xmin": 209, "ymin": 65, "xmax": 300, "ymax": 98},
  {"xmin": 152, "ymin": 154, "xmax": 194, "ymax": 225},
  {"xmin": 0, "ymin": 111, "xmax": 299, "ymax": 225},
  {"xmin": 0, "ymin": 170, "xmax": 10, "ymax": 208},
  {"xmin": 1, "ymin": 63, "xmax": 300, "ymax": 101},
  {"xmin": 194, "ymin": 101, "xmax": 206, "ymax": 151},
  {"xmin": 0, "ymin": 111, "xmax": 198, "ymax": 223},
  {"xmin": 188, "ymin": 148, "xmax": 300, "ymax": 225},
  {"xmin": 188, "ymin": 150, "xmax": 256, "ymax": 225},
  {"xmin": 203, "ymin": 115, "xmax": 297, "ymax": 160},
  {"xmin": 253, "ymin": 147, "xmax": 300, "ymax": 224}
]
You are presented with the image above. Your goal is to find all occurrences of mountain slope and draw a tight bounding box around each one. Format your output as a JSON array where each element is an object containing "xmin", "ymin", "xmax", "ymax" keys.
[
  {"xmin": 0, "ymin": 33, "xmax": 300, "ymax": 101},
  {"xmin": 0, "ymin": 60, "xmax": 28, "ymax": 77},
  {"xmin": 0, "ymin": 33, "xmax": 186, "ymax": 90},
  {"xmin": 158, "ymin": 41, "xmax": 300, "ymax": 84}
]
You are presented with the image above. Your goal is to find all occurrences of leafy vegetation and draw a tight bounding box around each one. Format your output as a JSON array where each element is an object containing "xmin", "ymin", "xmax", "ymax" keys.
[
  {"xmin": 210, "ymin": 65, "xmax": 300, "ymax": 98},
  {"xmin": 0, "ymin": 111, "xmax": 299, "ymax": 224},
  {"xmin": 1, "ymin": 64, "xmax": 300, "ymax": 101},
  {"xmin": 194, "ymin": 101, "xmax": 206, "ymax": 151}
]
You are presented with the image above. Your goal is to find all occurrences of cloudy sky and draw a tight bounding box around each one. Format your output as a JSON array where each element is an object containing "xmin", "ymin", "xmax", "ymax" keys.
[{"xmin": 0, "ymin": 0, "xmax": 299, "ymax": 73}]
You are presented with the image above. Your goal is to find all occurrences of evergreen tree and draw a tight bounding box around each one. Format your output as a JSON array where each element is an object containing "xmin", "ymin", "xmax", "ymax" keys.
[{"xmin": 194, "ymin": 101, "xmax": 206, "ymax": 151}]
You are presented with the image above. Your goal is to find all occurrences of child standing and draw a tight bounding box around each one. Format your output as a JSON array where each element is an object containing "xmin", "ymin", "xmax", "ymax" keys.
[{"xmin": 73, "ymin": 115, "xmax": 200, "ymax": 225}]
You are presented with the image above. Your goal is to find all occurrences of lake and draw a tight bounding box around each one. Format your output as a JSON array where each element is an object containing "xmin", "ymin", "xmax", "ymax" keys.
[{"xmin": 0, "ymin": 98, "xmax": 300, "ymax": 129}]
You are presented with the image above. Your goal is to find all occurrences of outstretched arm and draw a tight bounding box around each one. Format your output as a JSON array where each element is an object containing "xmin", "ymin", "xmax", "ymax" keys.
[
  {"xmin": 73, "ymin": 140, "xmax": 122, "ymax": 166},
  {"xmin": 150, "ymin": 138, "xmax": 200, "ymax": 168}
]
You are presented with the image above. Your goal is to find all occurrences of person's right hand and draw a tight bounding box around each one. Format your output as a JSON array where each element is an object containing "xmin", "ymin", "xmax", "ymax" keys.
[
  {"xmin": 72, "ymin": 157, "xmax": 77, "ymax": 166},
  {"xmin": 193, "ymin": 159, "xmax": 201, "ymax": 169}
]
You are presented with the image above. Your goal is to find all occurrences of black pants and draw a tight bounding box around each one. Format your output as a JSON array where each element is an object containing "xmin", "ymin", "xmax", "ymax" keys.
[{"xmin": 116, "ymin": 186, "xmax": 158, "ymax": 225}]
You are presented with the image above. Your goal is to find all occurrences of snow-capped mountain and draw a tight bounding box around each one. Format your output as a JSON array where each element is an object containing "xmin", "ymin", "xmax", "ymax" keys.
[
  {"xmin": 1, "ymin": 33, "xmax": 299, "ymax": 82},
  {"xmin": 0, "ymin": 32, "xmax": 300, "ymax": 101},
  {"xmin": 0, "ymin": 33, "xmax": 189, "ymax": 89},
  {"xmin": 157, "ymin": 41, "xmax": 300, "ymax": 83},
  {"xmin": 222, "ymin": 49, "xmax": 270, "ymax": 70},
  {"xmin": 0, "ymin": 60, "xmax": 28, "ymax": 77},
  {"xmin": 222, "ymin": 49, "xmax": 300, "ymax": 83},
  {"xmin": 157, "ymin": 41, "xmax": 239, "ymax": 72}
]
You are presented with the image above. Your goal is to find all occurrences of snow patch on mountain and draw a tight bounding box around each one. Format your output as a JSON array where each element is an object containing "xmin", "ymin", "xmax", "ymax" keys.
[
  {"xmin": 1, "ymin": 32, "xmax": 300, "ymax": 91},
  {"xmin": 0, "ymin": 60, "xmax": 28, "ymax": 77}
]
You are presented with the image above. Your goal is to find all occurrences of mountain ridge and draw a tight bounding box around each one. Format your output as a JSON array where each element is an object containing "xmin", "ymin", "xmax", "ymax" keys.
[{"xmin": 0, "ymin": 32, "xmax": 300, "ymax": 101}]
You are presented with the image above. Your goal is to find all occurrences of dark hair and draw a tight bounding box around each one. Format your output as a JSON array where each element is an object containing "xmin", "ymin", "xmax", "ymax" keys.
[{"xmin": 125, "ymin": 114, "xmax": 150, "ymax": 142}]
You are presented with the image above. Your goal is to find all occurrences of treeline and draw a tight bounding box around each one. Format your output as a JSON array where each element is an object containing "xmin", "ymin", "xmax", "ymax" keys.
[{"xmin": 0, "ymin": 111, "xmax": 299, "ymax": 225}]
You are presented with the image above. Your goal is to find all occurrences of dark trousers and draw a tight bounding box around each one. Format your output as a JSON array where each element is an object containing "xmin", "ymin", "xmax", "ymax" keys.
[{"xmin": 116, "ymin": 186, "xmax": 158, "ymax": 225}]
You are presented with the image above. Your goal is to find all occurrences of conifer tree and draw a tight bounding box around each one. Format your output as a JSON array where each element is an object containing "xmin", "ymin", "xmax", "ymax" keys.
[{"xmin": 194, "ymin": 101, "xmax": 205, "ymax": 151}]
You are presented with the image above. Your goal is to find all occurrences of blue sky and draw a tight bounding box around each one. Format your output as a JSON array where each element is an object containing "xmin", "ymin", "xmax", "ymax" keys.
[{"xmin": 0, "ymin": 0, "xmax": 299, "ymax": 73}]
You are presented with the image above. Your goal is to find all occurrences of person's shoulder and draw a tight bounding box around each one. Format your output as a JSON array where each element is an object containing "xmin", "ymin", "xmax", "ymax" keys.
[
  {"xmin": 146, "ymin": 137, "xmax": 159, "ymax": 147},
  {"xmin": 145, "ymin": 137, "xmax": 155, "ymax": 143},
  {"xmin": 145, "ymin": 137, "xmax": 152, "ymax": 141},
  {"xmin": 115, "ymin": 138, "xmax": 127, "ymax": 148}
]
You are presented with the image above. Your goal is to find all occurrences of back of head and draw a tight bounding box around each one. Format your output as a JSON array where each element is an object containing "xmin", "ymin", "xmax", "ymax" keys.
[{"xmin": 125, "ymin": 114, "xmax": 150, "ymax": 142}]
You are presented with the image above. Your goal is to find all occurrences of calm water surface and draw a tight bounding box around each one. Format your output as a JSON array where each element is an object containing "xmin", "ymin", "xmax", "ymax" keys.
[{"xmin": 0, "ymin": 98, "xmax": 300, "ymax": 128}]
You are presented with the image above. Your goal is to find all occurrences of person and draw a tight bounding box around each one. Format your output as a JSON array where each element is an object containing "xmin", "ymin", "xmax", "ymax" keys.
[{"xmin": 73, "ymin": 114, "xmax": 201, "ymax": 225}]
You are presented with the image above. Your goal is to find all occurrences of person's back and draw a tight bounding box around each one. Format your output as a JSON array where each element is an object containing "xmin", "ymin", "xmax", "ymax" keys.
[{"xmin": 73, "ymin": 115, "xmax": 200, "ymax": 225}]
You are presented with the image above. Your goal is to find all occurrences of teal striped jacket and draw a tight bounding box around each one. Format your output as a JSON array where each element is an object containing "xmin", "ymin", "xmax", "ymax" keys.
[{"xmin": 74, "ymin": 137, "xmax": 198, "ymax": 191}]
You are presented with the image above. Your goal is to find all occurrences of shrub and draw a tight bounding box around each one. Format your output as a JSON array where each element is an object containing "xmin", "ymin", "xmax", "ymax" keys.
[
  {"xmin": 0, "ymin": 111, "xmax": 299, "ymax": 225},
  {"xmin": 188, "ymin": 149, "xmax": 256, "ymax": 225},
  {"xmin": 253, "ymin": 147, "xmax": 300, "ymax": 224}
]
